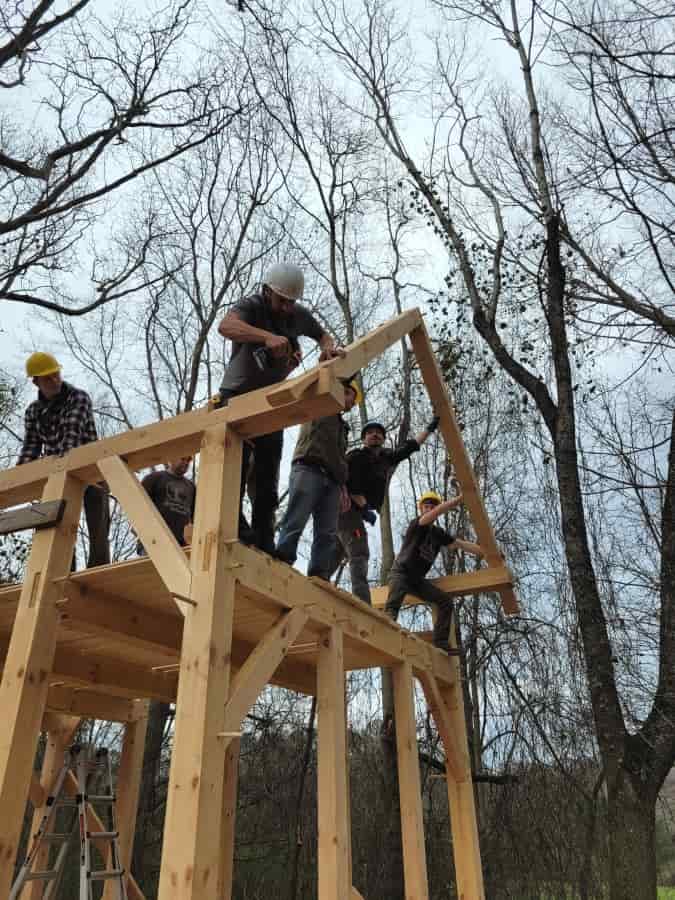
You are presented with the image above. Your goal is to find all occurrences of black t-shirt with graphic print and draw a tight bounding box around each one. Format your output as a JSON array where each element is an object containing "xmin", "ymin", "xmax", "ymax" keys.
[
  {"xmin": 391, "ymin": 519, "xmax": 455, "ymax": 581},
  {"xmin": 141, "ymin": 470, "xmax": 196, "ymax": 545}
]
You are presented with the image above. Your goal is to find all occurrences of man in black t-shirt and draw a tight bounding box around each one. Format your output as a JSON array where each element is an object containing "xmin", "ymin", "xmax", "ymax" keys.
[
  {"xmin": 217, "ymin": 262, "xmax": 344, "ymax": 553},
  {"xmin": 138, "ymin": 457, "xmax": 196, "ymax": 555},
  {"xmin": 385, "ymin": 490, "xmax": 483, "ymax": 652},
  {"xmin": 331, "ymin": 415, "xmax": 440, "ymax": 604}
]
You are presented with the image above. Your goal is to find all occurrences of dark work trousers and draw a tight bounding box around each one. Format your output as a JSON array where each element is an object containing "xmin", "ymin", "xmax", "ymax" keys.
[
  {"xmin": 217, "ymin": 390, "xmax": 283, "ymax": 553},
  {"xmin": 71, "ymin": 484, "xmax": 111, "ymax": 570},
  {"xmin": 330, "ymin": 505, "xmax": 371, "ymax": 604},
  {"xmin": 385, "ymin": 569, "xmax": 454, "ymax": 650},
  {"xmin": 241, "ymin": 430, "xmax": 283, "ymax": 553}
]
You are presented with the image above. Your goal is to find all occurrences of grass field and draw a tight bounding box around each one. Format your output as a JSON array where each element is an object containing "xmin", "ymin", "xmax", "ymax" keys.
[{"xmin": 659, "ymin": 890, "xmax": 675, "ymax": 899}]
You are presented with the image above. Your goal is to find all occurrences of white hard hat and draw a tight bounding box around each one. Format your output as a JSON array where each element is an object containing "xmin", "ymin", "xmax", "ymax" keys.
[{"xmin": 262, "ymin": 262, "xmax": 304, "ymax": 301}]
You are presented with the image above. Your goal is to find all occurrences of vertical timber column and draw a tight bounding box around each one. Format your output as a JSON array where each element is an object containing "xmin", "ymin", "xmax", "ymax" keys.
[
  {"xmin": 392, "ymin": 662, "xmax": 429, "ymax": 900},
  {"xmin": 440, "ymin": 677, "xmax": 484, "ymax": 900},
  {"xmin": 102, "ymin": 700, "xmax": 149, "ymax": 900},
  {"xmin": 317, "ymin": 626, "xmax": 350, "ymax": 900},
  {"xmin": 27, "ymin": 714, "xmax": 81, "ymax": 900},
  {"xmin": 158, "ymin": 425, "xmax": 242, "ymax": 900},
  {"xmin": 0, "ymin": 472, "xmax": 83, "ymax": 896},
  {"xmin": 217, "ymin": 736, "xmax": 240, "ymax": 900}
]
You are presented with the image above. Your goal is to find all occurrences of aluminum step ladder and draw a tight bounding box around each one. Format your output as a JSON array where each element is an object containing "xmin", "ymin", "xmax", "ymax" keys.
[{"xmin": 10, "ymin": 744, "xmax": 128, "ymax": 900}]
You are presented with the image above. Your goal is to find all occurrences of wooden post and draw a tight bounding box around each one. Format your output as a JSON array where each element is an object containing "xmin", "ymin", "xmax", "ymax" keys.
[
  {"xmin": 157, "ymin": 425, "xmax": 242, "ymax": 900},
  {"xmin": 392, "ymin": 662, "xmax": 429, "ymax": 900},
  {"xmin": 102, "ymin": 700, "xmax": 149, "ymax": 900},
  {"xmin": 218, "ymin": 737, "xmax": 240, "ymax": 900},
  {"xmin": 26, "ymin": 714, "xmax": 81, "ymax": 900},
  {"xmin": 0, "ymin": 472, "xmax": 83, "ymax": 897},
  {"xmin": 317, "ymin": 626, "xmax": 350, "ymax": 900},
  {"xmin": 439, "ymin": 680, "xmax": 485, "ymax": 900}
]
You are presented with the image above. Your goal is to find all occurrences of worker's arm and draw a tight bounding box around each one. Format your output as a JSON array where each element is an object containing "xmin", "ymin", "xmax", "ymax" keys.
[
  {"xmin": 17, "ymin": 406, "xmax": 42, "ymax": 465},
  {"xmin": 218, "ymin": 310, "xmax": 290, "ymax": 356},
  {"xmin": 318, "ymin": 331, "xmax": 346, "ymax": 360},
  {"xmin": 418, "ymin": 494, "xmax": 463, "ymax": 527},
  {"xmin": 449, "ymin": 538, "xmax": 484, "ymax": 558},
  {"xmin": 414, "ymin": 415, "xmax": 440, "ymax": 446}
]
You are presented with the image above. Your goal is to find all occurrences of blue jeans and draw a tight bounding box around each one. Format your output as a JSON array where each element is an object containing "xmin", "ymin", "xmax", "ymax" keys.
[{"xmin": 275, "ymin": 463, "xmax": 340, "ymax": 579}]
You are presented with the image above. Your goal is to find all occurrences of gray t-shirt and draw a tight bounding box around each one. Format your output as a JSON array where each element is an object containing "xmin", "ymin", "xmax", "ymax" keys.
[{"xmin": 220, "ymin": 293, "xmax": 324, "ymax": 395}]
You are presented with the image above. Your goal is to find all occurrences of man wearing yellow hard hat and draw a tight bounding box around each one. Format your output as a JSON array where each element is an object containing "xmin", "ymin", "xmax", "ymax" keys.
[
  {"xmin": 18, "ymin": 352, "xmax": 110, "ymax": 568},
  {"xmin": 385, "ymin": 488, "xmax": 483, "ymax": 653}
]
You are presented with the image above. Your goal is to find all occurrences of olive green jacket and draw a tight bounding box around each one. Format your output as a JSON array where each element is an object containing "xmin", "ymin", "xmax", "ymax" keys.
[{"xmin": 292, "ymin": 414, "xmax": 349, "ymax": 485}]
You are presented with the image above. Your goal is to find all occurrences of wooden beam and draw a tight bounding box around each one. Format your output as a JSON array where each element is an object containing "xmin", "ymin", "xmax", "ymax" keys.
[
  {"xmin": 58, "ymin": 581, "xmax": 183, "ymax": 656},
  {"xmin": 27, "ymin": 713, "xmax": 81, "ymax": 900},
  {"xmin": 0, "ymin": 360, "xmax": 342, "ymax": 508},
  {"xmin": 218, "ymin": 737, "xmax": 240, "ymax": 900},
  {"xmin": 97, "ymin": 455, "xmax": 192, "ymax": 610},
  {"xmin": 416, "ymin": 671, "xmax": 462, "ymax": 782},
  {"xmin": 0, "ymin": 499, "xmax": 65, "ymax": 535},
  {"xmin": 317, "ymin": 626, "xmax": 351, "ymax": 900},
  {"xmin": 0, "ymin": 472, "xmax": 83, "ymax": 899},
  {"xmin": 158, "ymin": 425, "xmax": 241, "ymax": 900},
  {"xmin": 370, "ymin": 566, "xmax": 515, "ymax": 609},
  {"xmin": 226, "ymin": 369, "xmax": 345, "ymax": 438},
  {"xmin": 409, "ymin": 322, "xmax": 519, "ymax": 615},
  {"xmin": 221, "ymin": 608, "xmax": 308, "ymax": 747},
  {"xmin": 51, "ymin": 647, "xmax": 177, "ymax": 702},
  {"xmin": 46, "ymin": 685, "xmax": 141, "ymax": 722},
  {"xmin": 438, "ymin": 681, "xmax": 485, "ymax": 899},
  {"xmin": 225, "ymin": 542, "xmax": 457, "ymax": 688},
  {"xmin": 392, "ymin": 662, "xmax": 429, "ymax": 900},
  {"xmin": 0, "ymin": 309, "xmax": 422, "ymax": 509},
  {"xmin": 102, "ymin": 701, "xmax": 149, "ymax": 900}
]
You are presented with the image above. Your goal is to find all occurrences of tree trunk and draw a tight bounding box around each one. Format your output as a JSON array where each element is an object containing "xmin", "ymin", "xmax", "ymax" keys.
[
  {"xmin": 606, "ymin": 768, "xmax": 656, "ymax": 900},
  {"xmin": 131, "ymin": 700, "xmax": 171, "ymax": 890}
]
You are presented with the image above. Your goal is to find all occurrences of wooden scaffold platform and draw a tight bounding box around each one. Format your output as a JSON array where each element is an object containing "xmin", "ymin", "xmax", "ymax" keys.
[{"xmin": 0, "ymin": 309, "xmax": 518, "ymax": 900}]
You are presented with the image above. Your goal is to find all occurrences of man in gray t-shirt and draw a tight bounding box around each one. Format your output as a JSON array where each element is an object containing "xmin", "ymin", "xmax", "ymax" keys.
[{"xmin": 217, "ymin": 262, "xmax": 344, "ymax": 553}]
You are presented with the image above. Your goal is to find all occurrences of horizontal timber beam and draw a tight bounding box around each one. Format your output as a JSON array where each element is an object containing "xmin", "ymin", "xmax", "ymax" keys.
[
  {"xmin": 267, "ymin": 308, "xmax": 422, "ymax": 406},
  {"xmin": 370, "ymin": 566, "xmax": 515, "ymax": 610},
  {"xmin": 227, "ymin": 542, "xmax": 456, "ymax": 687},
  {"xmin": 0, "ymin": 364, "xmax": 346, "ymax": 508},
  {"xmin": 45, "ymin": 685, "xmax": 142, "ymax": 722}
]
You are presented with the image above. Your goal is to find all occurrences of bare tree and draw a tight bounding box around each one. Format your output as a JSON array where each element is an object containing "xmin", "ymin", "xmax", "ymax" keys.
[
  {"xmin": 0, "ymin": 0, "xmax": 247, "ymax": 315},
  {"xmin": 311, "ymin": 0, "xmax": 674, "ymax": 896}
]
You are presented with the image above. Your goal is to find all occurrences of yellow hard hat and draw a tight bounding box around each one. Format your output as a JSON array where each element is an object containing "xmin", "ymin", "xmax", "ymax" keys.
[
  {"xmin": 26, "ymin": 352, "xmax": 61, "ymax": 378},
  {"xmin": 345, "ymin": 379, "xmax": 363, "ymax": 406},
  {"xmin": 418, "ymin": 490, "xmax": 442, "ymax": 510}
]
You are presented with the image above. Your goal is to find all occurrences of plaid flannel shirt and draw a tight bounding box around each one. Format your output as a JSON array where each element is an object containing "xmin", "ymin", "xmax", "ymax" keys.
[{"xmin": 18, "ymin": 382, "xmax": 99, "ymax": 464}]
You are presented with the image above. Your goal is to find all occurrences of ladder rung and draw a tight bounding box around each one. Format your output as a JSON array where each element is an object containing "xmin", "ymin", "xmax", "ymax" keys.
[
  {"xmin": 89, "ymin": 869, "xmax": 125, "ymax": 881},
  {"xmin": 55, "ymin": 798, "xmax": 77, "ymax": 807},
  {"xmin": 87, "ymin": 831, "xmax": 119, "ymax": 840},
  {"xmin": 43, "ymin": 833, "xmax": 71, "ymax": 842},
  {"xmin": 88, "ymin": 794, "xmax": 115, "ymax": 803},
  {"xmin": 24, "ymin": 870, "xmax": 58, "ymax": 882}
]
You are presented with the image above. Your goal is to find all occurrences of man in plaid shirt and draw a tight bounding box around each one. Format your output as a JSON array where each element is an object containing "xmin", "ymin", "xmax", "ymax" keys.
[{"xmin": 18, "ymin": 352, "xmax": 110, "ymax": 568}]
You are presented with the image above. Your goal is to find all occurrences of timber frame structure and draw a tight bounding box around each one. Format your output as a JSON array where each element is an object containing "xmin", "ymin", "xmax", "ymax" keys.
[{"xmin": 0, "ymin": 309, "xmax": 518, "ymax": 900}]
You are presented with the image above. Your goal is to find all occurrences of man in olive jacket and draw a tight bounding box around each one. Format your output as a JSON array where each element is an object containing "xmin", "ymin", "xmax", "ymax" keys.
[{"xmin": 274, "ymin": 381, "xmax": 358, "ymax": 580}]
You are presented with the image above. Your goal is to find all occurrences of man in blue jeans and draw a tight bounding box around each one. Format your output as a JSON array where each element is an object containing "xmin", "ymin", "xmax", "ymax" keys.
[{"xmin": 274, "ymin": 380, "xmax": 360, "ymax": 580}]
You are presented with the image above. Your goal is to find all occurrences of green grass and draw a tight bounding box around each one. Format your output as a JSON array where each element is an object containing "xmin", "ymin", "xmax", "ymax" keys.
[{"xmin": 659, "ymin": 890, "xmax": 675, "ymax": 899}]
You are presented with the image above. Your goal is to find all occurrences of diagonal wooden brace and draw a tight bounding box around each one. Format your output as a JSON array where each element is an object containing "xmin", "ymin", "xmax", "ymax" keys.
[{"xmin": 97, "ymin": 455, "xmax": 192, "ymax": 612}]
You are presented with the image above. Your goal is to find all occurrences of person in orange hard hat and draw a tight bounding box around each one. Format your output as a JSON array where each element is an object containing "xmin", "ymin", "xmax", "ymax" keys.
[
  {"xmin": 18, "ymin": 352, "xmax": 110, "ymax": 568},
  {"xmin": 385, "ymin": 489, "xmax": 483, "ymax": 653}
]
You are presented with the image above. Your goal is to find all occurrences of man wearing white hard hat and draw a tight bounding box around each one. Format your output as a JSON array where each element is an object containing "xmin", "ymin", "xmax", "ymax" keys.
[
  {"xmin": 217, "ymin": 262, "xmax": 344, "ymax": 553},
  {"xmin": 18, "ymin": 352, "xmax": 110, "ymax": 568}
]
